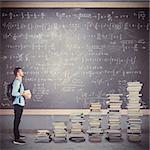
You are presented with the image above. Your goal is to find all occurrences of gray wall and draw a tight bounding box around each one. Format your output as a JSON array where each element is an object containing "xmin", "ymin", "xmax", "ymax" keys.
[{"xmin": 0, "ymin": 115, "xmax": 149, "ymax": 133}]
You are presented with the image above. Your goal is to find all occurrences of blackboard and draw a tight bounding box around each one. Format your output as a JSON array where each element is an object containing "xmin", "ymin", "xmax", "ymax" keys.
[{"xmin": 0, "ymin": 8, "xmax": 149, "ymax": 109}]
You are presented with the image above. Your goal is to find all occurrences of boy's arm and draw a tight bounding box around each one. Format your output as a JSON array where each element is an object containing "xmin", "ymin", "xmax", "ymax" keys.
[{"xmin": 12, "ymin": 80, "xmax": 21, "ymax": 97}]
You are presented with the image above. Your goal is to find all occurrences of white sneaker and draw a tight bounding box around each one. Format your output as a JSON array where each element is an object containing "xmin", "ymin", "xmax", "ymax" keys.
[
  {"xmin": 13, "ymin": 139, "xmax": 26, "ymax": 145},
  {"xmin": 19, "ymin": 135, "xmax": 26, "ymax": 140}
]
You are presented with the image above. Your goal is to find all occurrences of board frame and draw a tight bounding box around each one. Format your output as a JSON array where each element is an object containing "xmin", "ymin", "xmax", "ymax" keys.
[{"xmin": 0, "ymin": 2, "xmax": 149, "ymax": 8}]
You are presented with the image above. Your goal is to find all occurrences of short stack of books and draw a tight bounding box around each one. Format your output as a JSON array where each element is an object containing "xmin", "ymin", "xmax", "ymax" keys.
[
  {"xmin": 35, "ymin": 130, "xmax": 52, "ymax": 143},
  {"xmin": 69, "ymin": 113, "xmax": 85, "ymax": 142},
  {"xmin": 106, "ymin": 94, "xmax": 123, "ymax": 142},
  {"xmin": 86, "ymin": 102, "xmax": 103, "ymax": 142},
  {"xmin": 52, "ymin": 121, "xmax": 67, "ymax": 143},
  {"xmin": 126, "ymin": 82, "xmax": 143, "ymax": 142}
]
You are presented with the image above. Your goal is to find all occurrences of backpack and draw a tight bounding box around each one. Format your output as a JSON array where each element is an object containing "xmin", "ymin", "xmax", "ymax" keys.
[{"xmin": 7, "ymin": 81, "xmax": 21, "ymax": 102}]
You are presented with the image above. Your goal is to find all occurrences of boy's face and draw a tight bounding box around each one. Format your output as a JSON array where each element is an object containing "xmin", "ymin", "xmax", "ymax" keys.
[{"xmin": 18, "ymin": 69, "xmax": 24, "ymax": 77}]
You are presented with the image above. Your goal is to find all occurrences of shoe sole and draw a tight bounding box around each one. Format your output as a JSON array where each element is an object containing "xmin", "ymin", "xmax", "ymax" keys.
[
  {"xmin": 11, "ymin": 136, "xmax": 26, "ymax": 140},
  {"xmin": 13, "ymin": 141, "xmax": 26, "ymax": 145},
  {"xmin": 20, "ymin": 137, "xmax": 26, "ymax": 140}
]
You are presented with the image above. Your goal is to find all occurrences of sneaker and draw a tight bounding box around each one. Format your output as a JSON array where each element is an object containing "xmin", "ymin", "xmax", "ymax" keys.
[
  {"xmin": 13, "ymin": 139, "xmax": 26, "ymax": 145},
  {"xmin": 19, "ymin": 135, "xmax": 26, "ymax": 140}
]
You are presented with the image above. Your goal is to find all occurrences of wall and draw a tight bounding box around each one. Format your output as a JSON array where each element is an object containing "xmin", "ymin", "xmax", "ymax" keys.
[{"xmin": 0, "ymin": 115, "xmax": 149, "ymax": 133}]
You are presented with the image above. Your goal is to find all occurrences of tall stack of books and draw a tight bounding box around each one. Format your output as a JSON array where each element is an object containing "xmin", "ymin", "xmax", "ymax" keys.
[
  {"xmin": 127, "ymin": 82, "xmax": 143, "ymax": 142},
  {"xmin": 106, "ymin": 94, "xmax": 123, "ymax": 142},
  {"xmin": 69, "ymin": 113, "xmax": 85, "ymax": 142},
  {"xmin": 87, "ymin": 102, "xmax": 103, "ymax": 142},
  {"xmin": 53, "ymin": 121, "xmax": 67, "ymax": 143},
  {"xmin": 35, "ymin": 130, "xmax": 52, "ymax": 143}
]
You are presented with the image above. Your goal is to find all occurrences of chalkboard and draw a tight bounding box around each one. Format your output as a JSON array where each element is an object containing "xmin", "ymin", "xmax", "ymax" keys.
[{"xmin": 0, "ymin": 8, "xmax": 149, "ymax": 109}]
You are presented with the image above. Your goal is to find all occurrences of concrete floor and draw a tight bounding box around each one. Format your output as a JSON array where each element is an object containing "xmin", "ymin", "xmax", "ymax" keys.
[{"xmin": 0, "ymin": 133, "xmax": 149, "ymax": 150}]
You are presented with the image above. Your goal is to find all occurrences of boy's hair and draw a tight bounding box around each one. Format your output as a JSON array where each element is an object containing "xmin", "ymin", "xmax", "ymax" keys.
[{"xmin": 14, "ymin": 67, "xmax": 22, "ymax": 76}]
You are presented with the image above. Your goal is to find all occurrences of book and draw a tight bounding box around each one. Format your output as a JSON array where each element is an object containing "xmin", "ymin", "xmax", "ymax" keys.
[
  {"xmin": 87, "ymin": 128, "xmax": 103, "ymax": 134},
  {"xmin": 127, "ymin": 82, "xmax": 142, "ymax": 86},
  {"xmin": 53, "ymin": 137, "xmax": 67, "ymax": 143},
  {"xmin": 127, "ymin": 134, "xmax": 141, "ymax": 142},
  {"xmin": 127, "ymin": 129, "xmax": 141, "ymax": 134},
  {"xmin": 24, "ymin": 89, "xmax": 32, "ymax": 99}
]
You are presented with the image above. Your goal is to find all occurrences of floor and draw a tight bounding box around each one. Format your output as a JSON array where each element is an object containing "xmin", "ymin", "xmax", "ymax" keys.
[{"xmin": 0, "ymin": 133, "xmax": 149, "ymax": 150}]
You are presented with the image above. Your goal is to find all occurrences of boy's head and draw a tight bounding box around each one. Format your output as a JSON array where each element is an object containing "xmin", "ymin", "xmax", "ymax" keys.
[{"xmin": 14, "ymin": 67, "xmax": 24, "ymax": 77}]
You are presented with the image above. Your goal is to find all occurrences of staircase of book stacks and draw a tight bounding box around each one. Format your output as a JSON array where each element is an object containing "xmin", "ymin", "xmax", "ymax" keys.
[{"xmin": 33, "ymin": 81, "xmax": 144, "ymax": 143}]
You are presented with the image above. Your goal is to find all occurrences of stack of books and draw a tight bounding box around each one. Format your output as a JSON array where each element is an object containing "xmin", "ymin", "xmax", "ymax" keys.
[
  {"xmin": 35, "ymin": 130, "xmax": 52, "ymax": 143},
  {"xmin": 69, "ymin": 113, "xmax": 85, "ymax": 142},
  {"xmin": 87, "ymin": 102, "xmax": 103, "ymax": 142},
  {"xmin": 106, "ymin": 94, "xmax": 123, "ymax": 142},
  {"xmin": 127, "ymin": 82, "xmax": 143, "ymax": 142},
  {"xmin": 53, "ymin": 121, "xmax": 67, "ymax": 143}
]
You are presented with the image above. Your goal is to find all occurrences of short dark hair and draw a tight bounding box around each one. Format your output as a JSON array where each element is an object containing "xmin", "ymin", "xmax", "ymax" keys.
[{"xmin": 14, "ymin": 67, "xmax": 22, "ymax": 76}]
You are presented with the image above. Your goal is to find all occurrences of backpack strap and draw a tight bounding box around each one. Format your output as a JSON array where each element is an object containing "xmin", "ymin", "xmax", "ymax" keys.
[
  {"xmin": 18, "ymin": 82, "xmax": 21, "ymax": 93},
  {"xmin": 18, "ymin": 82, "xmax": 22, "ymax": 103}
]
